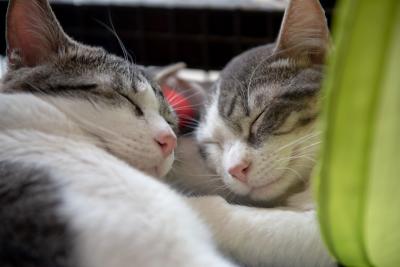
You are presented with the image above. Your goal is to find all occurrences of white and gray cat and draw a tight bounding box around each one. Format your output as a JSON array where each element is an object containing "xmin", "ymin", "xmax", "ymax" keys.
[
  {"xmin": 0, "ymin": 1, "xmax": 236, "ymax": 267},
  {"xmin": 168, "ymin": 0, "xmax": 336, "ymax": 266}
]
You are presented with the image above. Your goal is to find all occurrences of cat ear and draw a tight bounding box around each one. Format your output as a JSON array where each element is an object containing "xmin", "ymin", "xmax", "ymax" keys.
[
  {"xmin": 274, "ymin": 0, "xmax": 330, "ymax": 64},
  {"xmin": 147, "ymin": 62, "xmax": 187, "ymax": 84},
  {"xmin": 6, "ymin": 0, "xmax": 72, "ymax": 67}
]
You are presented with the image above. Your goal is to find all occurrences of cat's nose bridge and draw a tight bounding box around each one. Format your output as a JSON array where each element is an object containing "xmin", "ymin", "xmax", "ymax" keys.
[
  {"xmin": 154, "ymin": 132, "xmax": 177, "ymax": 157},
  {"xmin": 228, "ymin": 160, "xmax": 251, "ymax": 183}
]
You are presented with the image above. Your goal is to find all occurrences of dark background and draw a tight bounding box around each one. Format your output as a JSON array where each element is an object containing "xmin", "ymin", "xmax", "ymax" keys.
[{"xmin": 0, "ymin": 0, "xmax": 336, "ymax": 70}]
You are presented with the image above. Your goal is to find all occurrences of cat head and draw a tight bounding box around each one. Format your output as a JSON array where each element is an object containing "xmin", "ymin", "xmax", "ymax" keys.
[
  {"xmin": 2, "ymin": 0, "xmax": 178, "ymax": 177},
  {"xmin": 196, "ymin": 0, "xmax": 330, "ymax": 204}
]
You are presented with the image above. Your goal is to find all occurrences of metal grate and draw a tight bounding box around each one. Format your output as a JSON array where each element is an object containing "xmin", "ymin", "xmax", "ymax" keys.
[{"xmin": 0, "ymin": 1, "xmax": 335, "ymax": 70}]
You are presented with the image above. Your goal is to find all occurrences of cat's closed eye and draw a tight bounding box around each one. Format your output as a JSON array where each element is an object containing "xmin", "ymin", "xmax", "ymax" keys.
[
  {"xmin": 271, "ymin": 127, "xmax": 296, "ymax": 136},
  {"xmin": 298, "ymin": 116, "xmax": 317, "ymax": 126},
  {"xmin": 272, "ymin": 115, "xmax": 317, "ymax": 136},
  {"xmin": 250, "ymin": 107, "xmax": 316, "ymax": 138},
  {"xmin": 250, "ymin": 107, "xmax": 268, "ymax": 135},
  {"xmin": 118, "ymin": 92, "xmax": 144, "ymax": 116}
]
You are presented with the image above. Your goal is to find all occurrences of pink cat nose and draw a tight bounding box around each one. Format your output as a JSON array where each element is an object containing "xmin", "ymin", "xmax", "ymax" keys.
[
  {"xmin": 154, "ymin": 132, "xmax": 177, "ymax": 157},
  {"xmin": 228, "ymin": 161, "xmax": 251, "ymax": 183}
]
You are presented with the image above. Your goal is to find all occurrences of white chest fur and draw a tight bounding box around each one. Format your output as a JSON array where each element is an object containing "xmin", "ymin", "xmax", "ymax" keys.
[{"xmin": 0, "ymin": 93, "xmax": 236, "ymax": 267}]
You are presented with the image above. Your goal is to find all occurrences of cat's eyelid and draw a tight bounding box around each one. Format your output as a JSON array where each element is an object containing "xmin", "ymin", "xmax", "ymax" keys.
[
  {"xmin": 298, "ymin": 115, "xmax": 318, "ymax": 126},
  {"xmin": 272, "ymin": 116, "xmax": 317, "ymax": 136},
  {"xmin": 272, "ymin": 128, "xmax": 295, "ymax": 136},
  {"xmin": 250, "ymin": 105, "xmax": 269, "ymax": 133},
  {"xmin": 118, "ymin": 92, "xmax": 144, "ymax": 116}
]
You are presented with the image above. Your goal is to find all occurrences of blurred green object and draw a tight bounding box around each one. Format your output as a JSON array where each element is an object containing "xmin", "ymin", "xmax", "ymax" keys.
[{"xmin": 316, "ymin": 0, "xmax": 400, "ymax": 266}]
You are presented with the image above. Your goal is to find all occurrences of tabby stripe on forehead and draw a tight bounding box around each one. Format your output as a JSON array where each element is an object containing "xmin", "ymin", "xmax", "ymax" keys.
[
  {"xmin": 278, "ymin": 86, "xmax": 318, "ymax": 101},
  {"xmin": 225, "ymin": 94, "xmax": 237, "ymax": 118}
]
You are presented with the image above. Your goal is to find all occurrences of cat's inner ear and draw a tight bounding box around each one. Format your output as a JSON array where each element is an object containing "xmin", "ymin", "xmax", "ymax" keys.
[
  {"xmin": 6, "ymin": 0, "xmax": 71, "ymax": 67},
  {"xmin": 274, "ymin": 0, "xmax": 330, "ymax": 64}
]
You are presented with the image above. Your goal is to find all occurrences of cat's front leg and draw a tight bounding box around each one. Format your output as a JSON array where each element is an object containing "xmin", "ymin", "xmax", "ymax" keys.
[{"xmin": 187, "ymin": 196, "xmax": 336, "ymax": 267}]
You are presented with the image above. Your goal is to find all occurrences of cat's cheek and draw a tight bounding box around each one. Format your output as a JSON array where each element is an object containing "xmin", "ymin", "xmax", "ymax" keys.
[
  {"xmin": 249, "ymin": 175, "xmax": 294, "ymax": 202},
  {"xmin": 250, "ymin": 184, "xmax": 277, "ymax": 201},
  {"xmin": 157, "ymin": 152, "xmax": 174, "ymax": 177}
]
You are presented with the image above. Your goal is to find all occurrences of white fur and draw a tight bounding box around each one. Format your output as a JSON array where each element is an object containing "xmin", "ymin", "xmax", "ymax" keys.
[
  {"xmin": 170, "ymin": 136, "xmax": 333, "ymax": 266},
  {"xmin": 41, "ymin": 92, "xmax": 172, "ymax": 177},
  {"xmin": 0, "ymin": 56, "xmax": 7, "ymax": 78},
  {"xmin": 0, "ymin": 93, "xmax": 236, "ymax": 267},
  {"xmin": 188, "ymin": 196, "xmax": 335, "ymax": 267}
]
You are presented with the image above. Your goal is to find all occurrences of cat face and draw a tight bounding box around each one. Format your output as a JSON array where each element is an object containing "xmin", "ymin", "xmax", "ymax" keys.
[
  {"xmin": 196, "ymin": 0, "xmax": 330, "ymax": 203},
  {"xmin": 2, "ymin": 0, "xmax": 177, "ymax": 177}
]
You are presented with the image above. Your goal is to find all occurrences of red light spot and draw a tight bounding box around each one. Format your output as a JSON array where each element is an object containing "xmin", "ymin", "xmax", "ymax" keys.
[{"xmin": 162, "ymin": 85, "xmax": 195, "ymax": 131}]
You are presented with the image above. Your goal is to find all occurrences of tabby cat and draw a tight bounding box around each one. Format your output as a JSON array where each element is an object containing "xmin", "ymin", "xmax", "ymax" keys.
[
  {"xmin": 168, "ymin": 0, "xmax": 336, "ymax": 266},
  {"xmin": 0, "ymin": 1, "xmax": 235, "ymax": 267}
]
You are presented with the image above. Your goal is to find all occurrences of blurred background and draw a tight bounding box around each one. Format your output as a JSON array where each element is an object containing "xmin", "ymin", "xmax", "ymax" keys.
[{"xmin": 0, "ymin": 0, "xmax": 335, "ymax": 71}]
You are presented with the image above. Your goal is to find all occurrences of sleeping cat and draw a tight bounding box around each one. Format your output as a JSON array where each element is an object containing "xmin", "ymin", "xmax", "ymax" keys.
[
  {"xmin": 0, "ymin": 1, "xmax": 236, "ymax": 267},
  {"xmin": 168, "ymin": 0, "xmax": 336, "ymax": 266}
]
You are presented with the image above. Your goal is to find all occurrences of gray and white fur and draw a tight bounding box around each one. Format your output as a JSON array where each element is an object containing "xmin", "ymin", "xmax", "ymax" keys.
[
  {"xmin": 168, "ymin": 0, "xmax": 336, "ymax": 266},
  {"xmin": 0, "ymin": 1, "xmax": 237, "ymax": 267}
]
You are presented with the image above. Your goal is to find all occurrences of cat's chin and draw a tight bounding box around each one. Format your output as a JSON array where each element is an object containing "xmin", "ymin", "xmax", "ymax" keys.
[
  {"xmin": 249, "ymin": 178, "xmax": 283, "ymax": 201},
  {"xmin": 226, "ymin": 176, "xmax": 287, "ymax": 204}
]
